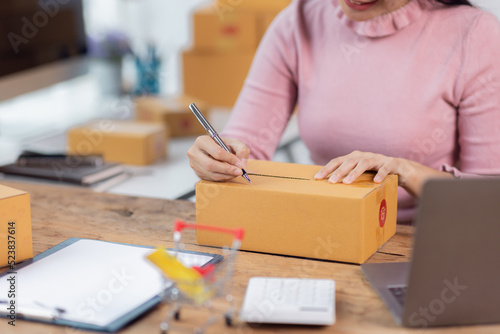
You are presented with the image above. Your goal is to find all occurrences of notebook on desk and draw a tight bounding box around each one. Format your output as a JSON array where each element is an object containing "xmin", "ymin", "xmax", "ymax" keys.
[
  {"xmin": 0, "ymin": 161, "xmax": 125, "ymax": 186},
  {"xmin": 0, "ymin": 238, "xmax": 222, "ymax": 332},
  {"xmin": 362, "ymin": 178, "xmax": 500, "ymax": 328}
]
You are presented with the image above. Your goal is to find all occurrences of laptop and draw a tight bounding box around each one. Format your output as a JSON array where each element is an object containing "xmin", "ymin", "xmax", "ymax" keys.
[{"xmin": 362, "ymin": 178, "xmax": 500, "ymax": 328}]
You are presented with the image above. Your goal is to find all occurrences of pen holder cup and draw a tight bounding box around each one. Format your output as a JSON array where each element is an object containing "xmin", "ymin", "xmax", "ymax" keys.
[{"xmin": 134, "ymin": 57, "xmax": 161, "ymax": 96}]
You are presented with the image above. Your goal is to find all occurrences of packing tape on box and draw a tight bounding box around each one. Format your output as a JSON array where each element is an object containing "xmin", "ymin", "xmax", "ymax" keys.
[{"xmin": 247, "ymin": 173, "xmax": 309, "ymax": 181}]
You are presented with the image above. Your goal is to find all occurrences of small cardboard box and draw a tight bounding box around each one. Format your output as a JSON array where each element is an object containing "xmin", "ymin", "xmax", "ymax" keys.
[
  {"xmin": 214, "ymin": 0, "xmax": 291, "ymax": 12},
  {"xmin": 135, "ymin": 95, "xmax": 210, "ymax": 138},
  {"xmin": 67, "ymin": 120, "xmax": 167, "ymax": 166},
  {"xmin": 0, "ymin": 185, "xmax": 33, "ymax": 268},
  {"xmin": 183, "ymin": 49, "xmax": 254, "ymax": 107},
  {"xmin": 196, "ymin": 160, "xmax": 398, "ymax": 264},
  {"xmin": 193, "ymin": 5, "xmax": 258, "ymax": 51}
]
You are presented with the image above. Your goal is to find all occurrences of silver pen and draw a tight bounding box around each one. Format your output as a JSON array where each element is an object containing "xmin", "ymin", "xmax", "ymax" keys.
[
  {"xmin": 0, "ymin": 299, "xmax": 65, "ymax": 322},
  {"xmin": 189, "ymin": 103, "xmax": 251, "ymax": 183}
]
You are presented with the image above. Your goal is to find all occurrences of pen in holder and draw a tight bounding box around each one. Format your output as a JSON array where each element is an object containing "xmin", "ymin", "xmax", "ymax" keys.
[{"xmin": 133, "ymin": 44, "xmax": 161, "ymax": 96}]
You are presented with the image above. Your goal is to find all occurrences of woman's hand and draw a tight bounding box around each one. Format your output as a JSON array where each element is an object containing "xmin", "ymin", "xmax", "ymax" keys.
[
  {"xmin": 314, "ymin": 150, "xmax": 453, "ymax": 196},
  {"xmin": 187, "ymin": 136, "xmax": 250, "ymax": 182}
]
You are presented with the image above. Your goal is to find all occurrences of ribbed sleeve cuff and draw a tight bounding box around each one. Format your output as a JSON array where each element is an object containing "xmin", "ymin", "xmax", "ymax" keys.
[{"xmin": 440, "ymin": 163, "xmax": 484, "ymax": 179}]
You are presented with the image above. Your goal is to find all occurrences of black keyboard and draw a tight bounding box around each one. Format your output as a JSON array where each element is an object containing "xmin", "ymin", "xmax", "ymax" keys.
[{"xmin": 388, "ymin": 286, "xmax": 407, "ymax": 306}]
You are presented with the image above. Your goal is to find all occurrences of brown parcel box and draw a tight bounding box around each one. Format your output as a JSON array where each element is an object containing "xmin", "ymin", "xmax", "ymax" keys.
[
  {"xmin": 135, "ymin": 95, "xmax": 210, "ymax": 138},
  {"xmin": 183, "ymin": 49, "xmax": 254, "ymax": 107},
  {"xmin": 215, "ymin": 0, "xmax": 291, "ymax": 12},
  {"xmin": 193, "ymin": 5, "xmax": 283, "ymax": 52},
  {"xmin": 0, "ymin": 185, "xmax": 33, "ymax": 268},
  {"xmin": 193, "ymin": 5, "xmax": 258, "ymax": 51},
  {"xmin": 67, "ymin": 120, "xmax": 167, "ymax": 166},
  {"xmin": 196, "ymin": 159, "xmax": 398, "ymax": 264}
]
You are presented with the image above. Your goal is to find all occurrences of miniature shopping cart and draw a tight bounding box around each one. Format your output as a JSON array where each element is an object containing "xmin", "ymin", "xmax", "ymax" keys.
[{"xmin": 147, "ymin": 220, "xmax": 244, "ymax": 334}]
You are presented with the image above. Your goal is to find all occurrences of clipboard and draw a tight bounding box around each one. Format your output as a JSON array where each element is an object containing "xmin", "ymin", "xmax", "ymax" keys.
[{"xmin": 0, "ymin": 238, "xmax": 222, "ymax": 332}]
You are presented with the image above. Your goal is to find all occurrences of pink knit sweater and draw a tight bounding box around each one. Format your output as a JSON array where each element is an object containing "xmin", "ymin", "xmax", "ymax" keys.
[{"xmin": 222, "ymin": 0, "xmax": 500, "ymax": 221}]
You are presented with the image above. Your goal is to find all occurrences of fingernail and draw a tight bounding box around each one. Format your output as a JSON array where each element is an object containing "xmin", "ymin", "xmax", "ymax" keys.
[
  {"xmin": 329, "ymin": 174, "xmax": 339, "ymax": 183},
  {"xmin": 374, "ymin": 175, "xmax": 382, "ymax": 183},
  {"xmin": 235, "ymin": 160, "xmax": 244, "ymax": 169},
  {"xmin": 343, "ymin": 176, "xmax": 352, "ymax": 184},
  {"xmin": 314, "ymin": 171, "xmax": 323, "ymax": 179},
  {"xmin": 233, "ymin": 168, "xmax": 242, "ymax": 176},
  {"xmin": 241, "ymin": 158, "xmax": 247, "ymax": 167}
]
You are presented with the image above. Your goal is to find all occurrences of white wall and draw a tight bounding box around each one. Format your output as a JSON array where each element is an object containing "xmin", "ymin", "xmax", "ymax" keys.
[
  {"xmin": 474, "ymin": 0, "xmax": 500, "ymax": 20},
  {"xmin": 84, "ymin": 0, "xmax": 211, "ymax": 96},
  {"xmin": 84, "ymin": 0, "xmax": 209, "ymax": 49}
]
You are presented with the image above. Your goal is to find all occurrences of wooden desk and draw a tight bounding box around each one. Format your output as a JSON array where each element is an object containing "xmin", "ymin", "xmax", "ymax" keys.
[{"xmin": 1, "ymin": 181, "xmax": 497, "ymax": 334}]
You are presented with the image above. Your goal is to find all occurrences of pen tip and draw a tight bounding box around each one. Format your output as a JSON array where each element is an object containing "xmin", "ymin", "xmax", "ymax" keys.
[{"xmin": 243, "ymin": 174, "xmax": 252, "ymax": 184}]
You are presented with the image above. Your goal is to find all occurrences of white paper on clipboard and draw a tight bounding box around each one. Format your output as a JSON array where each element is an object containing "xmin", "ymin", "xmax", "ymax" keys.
[{"xmin": 0, "ymin": 238, "xmax": 218, "ymax": 330}]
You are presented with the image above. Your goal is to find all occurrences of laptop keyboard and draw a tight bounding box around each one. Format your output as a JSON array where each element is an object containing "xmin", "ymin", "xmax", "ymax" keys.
[{"xmin": 388, "ymin": 286, "xmax": 407, "ymax": 306}]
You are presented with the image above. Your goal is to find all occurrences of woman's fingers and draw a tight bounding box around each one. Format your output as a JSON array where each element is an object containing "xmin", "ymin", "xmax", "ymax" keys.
[
  {"xmin": 314, "ymin": 158, "xmax": 342, "ymax": 180},
  {"xmin": 188, "ymin": 151, "xmax": 241, "ymax": 181},
  {"xmin": 196, "ymin": 150, "xmax": 242, "ymax": 176},
  {"xmin": 196, "ymin": 136, "xmax": 245, "ymax": 168},
  {"xmin": 187, "ymin": 136, "xmax": 250, "ymax": 182},
  {"xmin": 373, "ymin": 162, "xmax": 393, "ymax": 183},
  {"xmin": 223, "ymin": 137, "xmax": 250, "ymax": 166},
  {"xmin": 314, "ymin": 151, "xmax": 363, "ymax": 182},
  {"xmin": 315, "ymin": 151, "xmax": 397, "ymax": 184},
  {"xmin": 331, "ymin": 151, "xmax": 379, "ymax": 183},
  {"xmin": 342, "ymin": 155, "xmax": 386, "ymax": 184}
]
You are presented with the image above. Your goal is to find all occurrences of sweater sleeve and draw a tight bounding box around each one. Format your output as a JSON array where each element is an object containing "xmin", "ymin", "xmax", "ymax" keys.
[
  {"xmin": 447, "ymin": 12, "xmax": 500, "ymax": 177},
  {"xmin": 221, "ymin": 6, "xmax": 299, "ymax": 160}
]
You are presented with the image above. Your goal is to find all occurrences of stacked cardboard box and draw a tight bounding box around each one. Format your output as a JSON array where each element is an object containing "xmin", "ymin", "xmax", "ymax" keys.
[
  {"xmin": 215, "ymin": 0, "xmax": 292, "ymax": 11},
  {"xmin": 183, "ymin": 0, "xmax": 291, "ymax": 107},
  {"xmin": 135, "ymin": 95, "xmax": 211, "ymax": 138},
  {"xmin": 0, "ymin": 185, "xmax": 33, "ymax": 268}
]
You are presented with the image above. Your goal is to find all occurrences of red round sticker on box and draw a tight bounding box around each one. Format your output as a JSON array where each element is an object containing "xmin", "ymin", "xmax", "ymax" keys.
[{"xmin": 379, "ymin": 199, "xmax": 387, "ymax": 228}]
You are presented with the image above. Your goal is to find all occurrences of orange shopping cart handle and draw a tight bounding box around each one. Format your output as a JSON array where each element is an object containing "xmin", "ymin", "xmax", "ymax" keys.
[{"xmin": 192, "ymin": 264, "xmax": 215, "ymax": 278}]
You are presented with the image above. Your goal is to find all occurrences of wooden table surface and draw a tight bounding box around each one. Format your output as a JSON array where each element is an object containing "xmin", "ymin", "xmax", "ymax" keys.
[{"xmin": 1, "ymin": 180, "xmax": 498, "ymax": 334}]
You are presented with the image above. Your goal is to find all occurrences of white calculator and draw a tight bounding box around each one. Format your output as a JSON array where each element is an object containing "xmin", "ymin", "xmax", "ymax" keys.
[{"xmin": 239, "ymin": 277, "xmax": 336, "ymax": 325}]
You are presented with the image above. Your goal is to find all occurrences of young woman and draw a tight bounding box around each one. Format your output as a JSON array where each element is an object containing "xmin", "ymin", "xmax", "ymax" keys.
[{"xmin": 188, "ymin": 0, "xmax": 500, "ymax": 222}]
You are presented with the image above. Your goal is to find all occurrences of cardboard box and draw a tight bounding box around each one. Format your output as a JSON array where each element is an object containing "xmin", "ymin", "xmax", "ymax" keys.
[
  {"xmin": 192, "ymin": 4, "xmax": 282, "ymax": 52},
  {"xmin": 183, "ymin": 49, "xmax": 254, "ymax": 107},
  {"xmin": 196, "ymin": 160, "xmax": 398, "ymax": 264},
  {"xmin": 193, "ymin": 6, "xmax": 258, "ymax": 51},
  {"xmin": 214, "ymin": 0, "xmax": 291, "ymax": 12},
  {"xmin": 135, "ymin": 95, "xmax": 211, "ymax": 138},
  {"xmin": 67, "ymin": 120, "xmax": 167, "ymax": 166},
  {"xmin": 257, "ymin": 10, "xmax": 279, "ymax": 42},
  {"xmin": 0, "ymin": 185, "xmax": 33, "ymax": 268}
]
